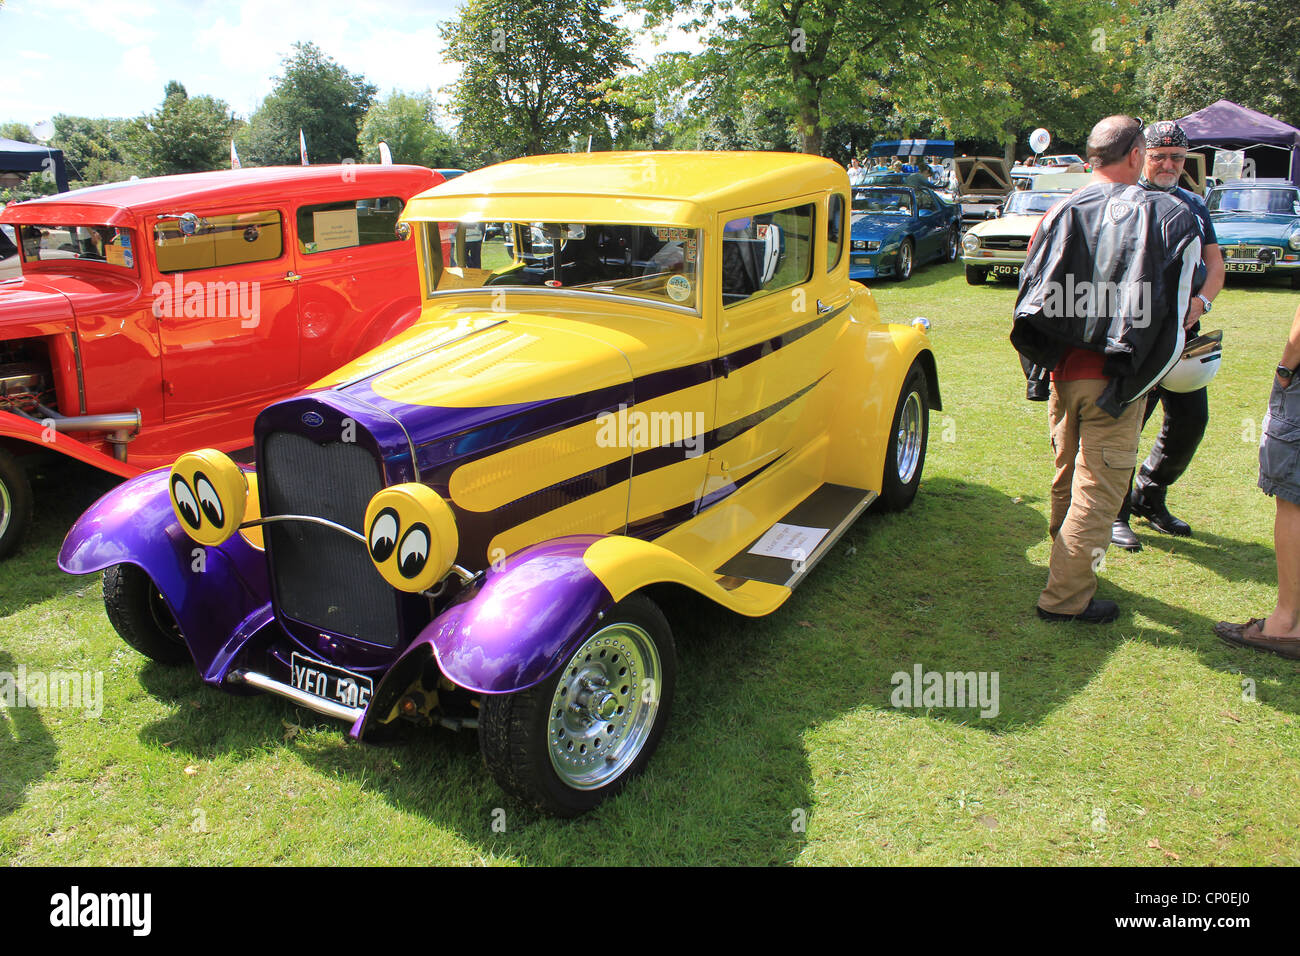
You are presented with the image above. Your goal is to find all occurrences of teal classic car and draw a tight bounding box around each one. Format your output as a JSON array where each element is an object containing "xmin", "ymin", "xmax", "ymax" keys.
[{"xmin": 1206, "ymin": 179, "xmax": 1300, "ymax": 289}]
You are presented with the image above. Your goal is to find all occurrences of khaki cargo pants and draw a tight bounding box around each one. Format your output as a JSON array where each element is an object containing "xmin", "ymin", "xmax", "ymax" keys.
[{"xmin": 1041, "ymin": 378, "xmax": 1143, "ymax": 614}]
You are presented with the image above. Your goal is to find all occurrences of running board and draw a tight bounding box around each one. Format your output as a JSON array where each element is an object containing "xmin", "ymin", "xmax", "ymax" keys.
[{"xmin": 715, "ymin": 483, "xmax": 876, "ymax": 588}]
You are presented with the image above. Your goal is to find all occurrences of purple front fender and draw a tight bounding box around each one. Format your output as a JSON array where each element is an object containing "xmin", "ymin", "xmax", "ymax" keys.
[
  {"xmin": 58, "ymin": 469, "xmax": 273, "ymax": 678},
  {"xmin": 360, "ymin": 536, "xmax": 614, "ymax": 733}
]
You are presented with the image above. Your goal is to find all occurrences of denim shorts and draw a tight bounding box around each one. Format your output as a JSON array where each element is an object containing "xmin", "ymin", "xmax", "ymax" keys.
[{"xmin": 1259, "ymin": 376, "xmax": 1300, "ymax": 505}]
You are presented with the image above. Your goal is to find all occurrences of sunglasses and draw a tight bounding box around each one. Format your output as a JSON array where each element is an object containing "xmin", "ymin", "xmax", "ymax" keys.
[{"xmin": 1127, "ymin": 117, "xmax": 1146, "ymax": 153}]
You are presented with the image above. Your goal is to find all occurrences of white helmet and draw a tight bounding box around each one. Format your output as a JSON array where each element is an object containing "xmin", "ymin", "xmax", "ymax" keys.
[{"xmin": 1162, "ymin": 330, "xmax": 1222, "ymax": 393}]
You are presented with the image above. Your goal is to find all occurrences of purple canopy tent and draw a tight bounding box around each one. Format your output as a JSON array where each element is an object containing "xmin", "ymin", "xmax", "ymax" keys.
[{"xmin": 1176, "ymin": 99, "xmax": 1300, "ymax": 187}]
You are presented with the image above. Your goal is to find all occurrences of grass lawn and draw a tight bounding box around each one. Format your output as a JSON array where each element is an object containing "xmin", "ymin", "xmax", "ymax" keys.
[{"xmin": 1, "ymin": 263, "xmax": 1297, "ymax": 866}]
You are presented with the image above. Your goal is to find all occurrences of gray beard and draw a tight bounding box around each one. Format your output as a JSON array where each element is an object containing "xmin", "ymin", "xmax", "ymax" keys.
[{"xmin": 1139, "ymin": 174, "xmax": 1178, "ymax": 193}]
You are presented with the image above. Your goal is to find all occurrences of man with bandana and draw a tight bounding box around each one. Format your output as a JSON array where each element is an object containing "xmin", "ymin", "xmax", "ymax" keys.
[{"xmin": 1111, "ymin": 120, "xmax": 1225, "ymax": 551}]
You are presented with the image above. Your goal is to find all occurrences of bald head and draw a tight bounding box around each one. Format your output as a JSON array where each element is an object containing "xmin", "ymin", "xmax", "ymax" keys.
[{"xmin": 1087, "ymin": 115, "xmax": 1145, "ymax": 184}]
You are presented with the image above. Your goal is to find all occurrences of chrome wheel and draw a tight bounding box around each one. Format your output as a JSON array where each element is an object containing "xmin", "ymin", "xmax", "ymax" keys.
[
  {"xmin": 947, "ymin": 229, "xmax": 960, "ymax": 261},
  {"xmin": 896, "ymin": 390, "xmax": 924, "ymax": 484},
  {"xmin": 0, "ymin": 478, "xmax": 10, "ymax": 541},
  {"xmin": 547, "ymin": 621, "xmax": 662, "ymax": 790},
  {"xmin": 897, "ymin": 242, "xmax": 913, "ymax": 279}
]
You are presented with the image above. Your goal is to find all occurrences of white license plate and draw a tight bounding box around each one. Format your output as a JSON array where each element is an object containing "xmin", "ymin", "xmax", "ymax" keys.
[
  {"xmin": 290, "ymin": 653, "xmax": 373, "ymax": 710},
  {"xmin": 1225, "ymin": 262, "xmax": 1265, "ymax": 273},
  {"xmin": 992, "ymin": 264, "xmax": 1020, "ymax": 276}
]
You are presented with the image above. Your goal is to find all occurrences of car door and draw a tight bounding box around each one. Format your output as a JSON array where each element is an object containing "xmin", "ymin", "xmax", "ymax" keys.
[
  {"xmin": 152, "ymin": 207, "xmax": 300, "ymax": 421},
  {"xmin": 914, "ymin": 189, "xmax": 944, "ymax": 261},
  {"xmin": 291, "ymin": 194, "xmax": 422, "ymax": 384},
  {"xmin": 707, "ymin": 195, "xmax": 841, "ymax": 509}
]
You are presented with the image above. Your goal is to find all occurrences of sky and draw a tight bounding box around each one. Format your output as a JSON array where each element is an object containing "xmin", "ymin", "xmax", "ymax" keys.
[{"xmin": 0, "ymin": 0, "xmax": 684, "ymax": 129}]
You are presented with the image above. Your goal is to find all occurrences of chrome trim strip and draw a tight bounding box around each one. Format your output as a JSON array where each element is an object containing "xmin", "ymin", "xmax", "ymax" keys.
[
  {"xmin": 240, "ymin": 515, "xmax": 367, "ymax": 544},
  {"xmin": 422, "ymin": 285, "xmax": 702, "ymax": 317},
  {"xmin": 228, "ymin": 669, "xmax": 364, "ymax": 723}
]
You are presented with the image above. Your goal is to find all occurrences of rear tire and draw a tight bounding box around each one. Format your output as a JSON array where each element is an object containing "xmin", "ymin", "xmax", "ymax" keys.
[
  {"xmin": 879, "ymin": 362, "xmax": 930, "ymax": 512},
  {"xmin": 964, "ymin": 265, "xmax": 988, "ymax": 285},
  {"xmin": 0, "ymin": 447, "xmax": 33, "ymax": 561},
  {"xmin": 479, "ymin": 594, "xmax": 675, "ymax": 816},
  {"xmin": 103, "ymin": 564, "xmax": 191, "ymax": 665}
]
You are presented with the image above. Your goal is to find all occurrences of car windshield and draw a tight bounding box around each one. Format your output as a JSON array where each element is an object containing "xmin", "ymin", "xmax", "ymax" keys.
[
  {"xmin": 17, "ymin": 224, "xmax": 136, "ymax": 268},
  {"xmin": 1043, "ymin": 155, "xmax": 1084, "ymax": 166},
  {"xmin": 852, "ymin": 188, "xmax": 913, "ymax": 215},
  {"xmin": 1004, "ymin": 192, "xmax": 1069, "ymax": 216},
  {"xmin": 1208, "ymin": 187, "xmax": 1300, "ymax": 215},
  {"xmin": 436, "ymin": 220, "xmax": 702, "ymax": 311}
]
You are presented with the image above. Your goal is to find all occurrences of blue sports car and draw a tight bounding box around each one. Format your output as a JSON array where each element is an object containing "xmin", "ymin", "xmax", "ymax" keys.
[
  {"xmin": 1206, "ymin": 179, "xmax": 1300, "ymax": 289},
  {"xmin": 848, "ymin": 185, "xmax": 960, "ymax": 281}
]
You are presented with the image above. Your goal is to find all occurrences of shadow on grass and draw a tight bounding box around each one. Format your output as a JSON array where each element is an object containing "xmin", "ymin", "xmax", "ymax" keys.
[
  {"xmin": 126, "ymin": 477, "xmax": 1298, "ymax": 864},
  {"xmin": 0, "ymin": 455, "xmax": 121, "ymax": 619},
  {"xmin": 0, "ymin": 651, "xmax": 58, "ymax": 820}
]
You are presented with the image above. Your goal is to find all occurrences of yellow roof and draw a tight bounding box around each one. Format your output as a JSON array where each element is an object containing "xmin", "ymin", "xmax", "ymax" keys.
[{"xmin": 403, "ymin": 151, "xmax": 846, "ymax": 227}]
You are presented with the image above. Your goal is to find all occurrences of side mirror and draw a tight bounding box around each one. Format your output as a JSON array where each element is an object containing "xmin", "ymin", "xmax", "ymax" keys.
[
  {"xmin": 758, "ymin": 223, "xmax": 781, "ymax": 286},
  {"xmin": 987, "ymin": 208, "xmax": 999, "ymax": 220},
  {"xmin": 395, "ymin": 221, "xmax": 412, "ymax": 241},
  {"xmin": 157, "ymin": 211, "xmax": 208, "ymax": 236}
]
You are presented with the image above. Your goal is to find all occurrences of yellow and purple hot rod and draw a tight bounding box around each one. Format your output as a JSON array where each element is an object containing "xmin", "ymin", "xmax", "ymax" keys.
[{"xmin": 60, "ymin": 152, "xmax": 940, "ymax": 815}]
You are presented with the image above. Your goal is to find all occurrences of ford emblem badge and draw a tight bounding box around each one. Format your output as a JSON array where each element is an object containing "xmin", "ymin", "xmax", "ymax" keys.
[{"xmin": 301, "ymin": 411, "xmax": 325, "ymax": 427}]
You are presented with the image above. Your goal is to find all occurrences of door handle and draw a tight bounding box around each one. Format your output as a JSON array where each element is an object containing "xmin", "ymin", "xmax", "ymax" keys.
[
  {"xmin": 285, "ymin": 271, "xmax": 301, "ymax": 283},
  {"xmin": 817, "ymin": 299, "xmax": 832, "ymax": 315}
]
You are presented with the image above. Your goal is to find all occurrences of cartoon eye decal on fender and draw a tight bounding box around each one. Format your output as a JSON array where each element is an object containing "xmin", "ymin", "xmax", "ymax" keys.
[
  {"xmin": 398, "ymin": 524, "xmax": 430, "ymax": 579},
  {"xmin": 194, "ymin": 472, "xmax": 224, "ymax": 527},
  {"xmin": 362, "ymin": 483, "xmax": 458, "ymax": 593},
  {"xmin": 168, "ymin": 449, "xmax": 248, "ymax": 547},
  {"xmin": 171, "ymin": 475, "xmax": 201, "ymax": 530},
  {"xmin": 369, "ymin": 508, "xmax": 399, "ymax": 563}
]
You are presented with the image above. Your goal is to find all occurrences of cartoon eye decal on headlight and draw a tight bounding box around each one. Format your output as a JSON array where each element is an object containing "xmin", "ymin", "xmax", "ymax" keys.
[
  {"xmin": 194, "ymin": 472, "xmax": 224, "ymax": 527},
  {"xmin": 168, "ymin": 449, "xmax": 248, "ymax": 547},
  {"xmin": 369, "ymin": 508, "xmax": 399, "ymax": 563},
  {"xmin": 398, "ymin": 524, "xmax": 430, "ymax": 579},
  {"xmin": 171, "ymin": 475, "xmax": 201, "ymax": 530},
  {"xmin": 363, "ymin": 483, "xmax": 458, "ymax": 593}
]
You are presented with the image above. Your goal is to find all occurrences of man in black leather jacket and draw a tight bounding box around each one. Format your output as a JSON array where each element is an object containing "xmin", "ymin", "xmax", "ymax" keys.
[
  {"xmin": 1111, "ymin": 121, "xmax": 1225, "ymax": 551},
  {"xmin": 1012, "ymin": 115, "xmax": 1201, "ymax": 623}
]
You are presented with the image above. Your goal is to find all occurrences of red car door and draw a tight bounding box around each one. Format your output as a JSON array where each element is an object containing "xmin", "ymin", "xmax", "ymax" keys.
[
  {"xmin": 153, "ymin": 207, "xmax": 300, "ymax": 420},
  {"xmin": 291, "ymin": 195, "xmax": 423, "ymax": 384}
]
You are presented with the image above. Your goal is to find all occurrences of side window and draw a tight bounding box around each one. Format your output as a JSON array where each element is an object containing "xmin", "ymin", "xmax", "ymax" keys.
[
  {"xmin": 917, "ymin": 190, "xmax": 937, "ymax": 213},
  {"xmin": 827, "ymin": 194, "xmax": 845, "ymax": 271},
  {"xmin": 721, "ymin": 202, "xmax": 815, "ymax": 307},
  {"xmin": 297, "ymin": 196, "xmax": 405, "ymax": 254},
  {"xmin": 154, "ymin": 210, "xmax": 283, "ymax": 274}
]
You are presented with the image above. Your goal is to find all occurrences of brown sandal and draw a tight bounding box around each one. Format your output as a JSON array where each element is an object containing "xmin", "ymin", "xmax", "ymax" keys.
[{"xmin": 1214, "ymin": 618, "xmax": 1300, "ymax": 660}]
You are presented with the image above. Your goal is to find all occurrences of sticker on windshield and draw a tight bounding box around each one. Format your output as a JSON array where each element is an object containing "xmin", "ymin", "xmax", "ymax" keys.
[{"xmin": 666, "ymin": 275, "xmax": 692, "ymax": 302}]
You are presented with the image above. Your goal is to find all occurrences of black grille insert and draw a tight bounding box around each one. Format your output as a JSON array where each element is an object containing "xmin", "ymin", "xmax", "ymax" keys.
[{"xmin": 261, "ymin": 431, "xmax": 401, "ymax": 648}]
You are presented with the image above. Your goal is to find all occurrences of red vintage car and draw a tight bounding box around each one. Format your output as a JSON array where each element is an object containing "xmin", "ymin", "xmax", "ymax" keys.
[{"xmin": 0, "ymin": 163, "xmax": 439, "ymax": 557}]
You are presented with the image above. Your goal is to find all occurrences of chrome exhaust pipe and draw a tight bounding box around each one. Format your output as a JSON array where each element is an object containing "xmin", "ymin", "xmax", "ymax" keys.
[{"xmin": 36, "ymin": 404, "xmax": 140, "ymax": 462}]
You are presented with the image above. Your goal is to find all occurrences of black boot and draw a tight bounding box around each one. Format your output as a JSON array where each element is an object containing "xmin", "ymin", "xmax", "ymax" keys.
[
  {"xmin": 1111, "ymin": 520, "xmax": 1142, "ymax": 551},
  {"xmin": 1130, "ymin": 477, "xmax": 1192, "ymax": 536}
]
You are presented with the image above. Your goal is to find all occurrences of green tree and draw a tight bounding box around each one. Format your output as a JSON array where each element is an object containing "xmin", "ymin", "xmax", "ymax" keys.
[
  {"xmin": 0, "ymin": 121, "xmax": 35, "ymax": 143},
  {"xmin": 1138, "ymin": 0, "xmax": 1300, "ymax": 127},
  {"xmin": 241, "ymin": 42, "xmax": 377, "ymax": 165},
  {"xmin": 49, "ymin": 114, "xmax": 143, "ymax": 186},
  {"xmin": 132, "ymin": 81, "xmax": 235, "ymax": 176},
  {"xmin": 359, "ymin": 91, "xmax": 467, "ymax": 168},
  {"xmin": 441, "ymin": 0, "xmax": 633, "ymax": 163}
]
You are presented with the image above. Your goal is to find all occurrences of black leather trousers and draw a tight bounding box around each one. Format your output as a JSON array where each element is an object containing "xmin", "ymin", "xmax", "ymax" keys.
[{"xmin": 1118, "ymin": 384, "xmax": 1210, "ymax": 520}]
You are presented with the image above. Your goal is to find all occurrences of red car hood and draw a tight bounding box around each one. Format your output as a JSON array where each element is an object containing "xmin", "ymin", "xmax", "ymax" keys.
[{"xmin": 0, "ymin": 271, "xmax": 141, "ymax": 334}]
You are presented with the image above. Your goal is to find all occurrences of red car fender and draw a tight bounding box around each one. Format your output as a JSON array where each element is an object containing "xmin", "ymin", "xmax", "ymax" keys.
[{"xmin": 0, "ymin": 409, "xmax": 139, "ymax": 477}]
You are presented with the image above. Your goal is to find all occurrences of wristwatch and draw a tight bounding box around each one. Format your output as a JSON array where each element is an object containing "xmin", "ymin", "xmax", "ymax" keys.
[
  {"xmin": 1196, "ymin": 294, "xmax": 1213, "ymax": 313},
  {"xmin": 1278, "ymin": 364, "xmax": 1297, "ymax": 382}
]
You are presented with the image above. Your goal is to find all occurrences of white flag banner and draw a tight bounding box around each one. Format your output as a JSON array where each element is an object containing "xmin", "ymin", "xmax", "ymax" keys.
[
  {"xmin": 378, "ymin": 142, "xmax": 393, "ymax": 165},
  {"xmin": 299, "ymin": 129, "xmax": 309, "ymax": 166},
  {"xmin": 230, "ymin": 139, "xmax": 241, "ymax": 170}
]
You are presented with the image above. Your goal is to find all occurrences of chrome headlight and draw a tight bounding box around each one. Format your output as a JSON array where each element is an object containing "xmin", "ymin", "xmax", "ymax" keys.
[
  {"xmin": 1287, "ymin": 229, "xmax": 1300, "ymax": 251},
  {"xmin": 962, "ymin": 232, "xmax": 980, "ymax": 253},
  {"xmin": 851, "ymin": 240, "xmax": 867, "ymax": 251},
  {"xmin": 865, "ymin": 240, "xmax": 881, "ymax": 252}
]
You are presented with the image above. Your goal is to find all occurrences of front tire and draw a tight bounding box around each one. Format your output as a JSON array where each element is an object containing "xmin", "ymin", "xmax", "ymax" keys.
[
  {"xmin": 102, "ymin": 564, "xmax": 191, "ymax": 665},
  {"xmin": 964, "ymin": 265, "xmax": 988, "ymax": 285},
  {"xmin": 879, "ymin": 362, "xmax": 930, "ymax": 512},
  {"xmin": 946, "ymin": 227, "xmax": 960, "ymax": 262},
  {"xmin": 0, "ymin": 447, "xmax": 33, "ymax": 561},
  {"xmin": 894, "ymin": 240, "xmax": 914, "ymax": 281},
  {"xmin": 479, "ymin": 594, "xmax": 676, "ymax": 816}
]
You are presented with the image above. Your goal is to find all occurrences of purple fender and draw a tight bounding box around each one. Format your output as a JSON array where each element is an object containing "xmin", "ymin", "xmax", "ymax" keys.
[
  {"xmin": 57, "ymin": 469, "xmax": 274, "ymax": 680},
  {"xmin": 360, "ymin": 535, "xmax": 613, "ymax": 734}
]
